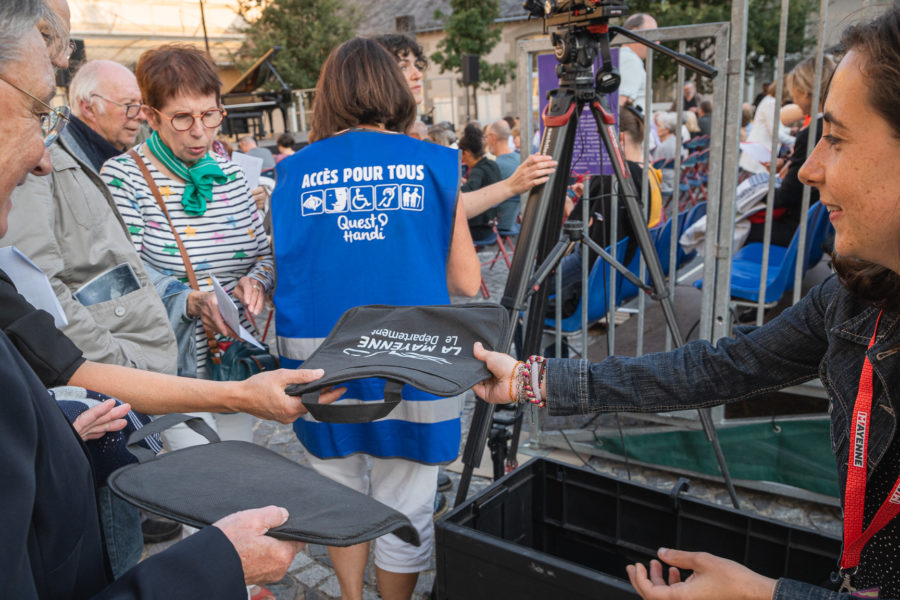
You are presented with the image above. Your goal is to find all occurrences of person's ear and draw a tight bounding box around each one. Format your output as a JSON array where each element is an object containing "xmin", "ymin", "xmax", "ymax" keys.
[
  {"xmin": 79, "ymin": 97, "xmax": 97, "ymax": 123},
  {"xmin": 141, "ymin": 105, "xmax": 159, "ymax": 129}
]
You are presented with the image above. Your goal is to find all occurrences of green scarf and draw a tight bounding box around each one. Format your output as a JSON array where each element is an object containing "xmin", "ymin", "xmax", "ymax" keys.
[{"xmin": 145, "ymin": 131, "xmax": 227, "ymax": 216}]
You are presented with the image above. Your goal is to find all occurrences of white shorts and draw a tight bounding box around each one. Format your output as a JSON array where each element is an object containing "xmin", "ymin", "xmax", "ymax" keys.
[{"xmin": 307, "ymin": 453, "xmax": 438, "ymax": 573}]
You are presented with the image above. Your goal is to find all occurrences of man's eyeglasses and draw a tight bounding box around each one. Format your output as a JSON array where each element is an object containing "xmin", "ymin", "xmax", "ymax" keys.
[
  {"xmin": 92, "ymin": 94, "xmax": 143, "ymax": 119},
  {"xmin": 0, "ymin": 75, "xmax": 70, "ymax": 147},
  {"xmin": 150, "ymin": 106, "xmax": 227, "ymax": 132}
]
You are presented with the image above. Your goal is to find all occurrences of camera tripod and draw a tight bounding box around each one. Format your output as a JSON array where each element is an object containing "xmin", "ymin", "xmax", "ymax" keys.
[{"xmin": 456, "ymin": 15, "xmax": 741, "ymax": 509}]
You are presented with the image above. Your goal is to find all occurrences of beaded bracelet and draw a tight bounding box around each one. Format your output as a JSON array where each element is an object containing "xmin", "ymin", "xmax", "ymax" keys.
[
  {"xmin": 508, "ymin": 361, "xmax": 524, "ymax": 404},
  {"xmin": 518, "ymin": 355, "xmax": 547, "ymax": 408},
  {"xmin": 529, "ymin": 355, "xmax": 543, "ymax": 407}
]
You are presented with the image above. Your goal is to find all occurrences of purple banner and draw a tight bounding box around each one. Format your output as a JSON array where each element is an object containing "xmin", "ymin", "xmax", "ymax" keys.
[{"xmin": 537, "ymin": 48, "xmax": 619, "ymax": 176}]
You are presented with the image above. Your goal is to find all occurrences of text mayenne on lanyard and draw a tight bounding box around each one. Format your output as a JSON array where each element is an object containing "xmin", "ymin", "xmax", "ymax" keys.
[{"xmin": 840, "ymin": 310, "xmax": 900, "ymax": 593}]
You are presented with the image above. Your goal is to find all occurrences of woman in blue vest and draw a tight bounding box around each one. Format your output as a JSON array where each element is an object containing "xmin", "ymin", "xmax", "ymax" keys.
[{"xmin": 271, "ymin": 38, "xmax": 480, "ymax": 600}]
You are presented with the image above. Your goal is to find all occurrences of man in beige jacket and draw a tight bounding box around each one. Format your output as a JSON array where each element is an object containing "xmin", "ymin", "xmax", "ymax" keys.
[
  {"xmin": 3, "ymin": 58, "xmax": 184, "ymax": 574},
  {"xmin": 6, "ymin": 61, "xmax": 178, "ymax": 377}
]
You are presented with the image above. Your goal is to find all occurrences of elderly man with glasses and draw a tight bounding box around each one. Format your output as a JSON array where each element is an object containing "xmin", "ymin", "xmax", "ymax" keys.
[
  {"xmin": 63, "ymin": 60, "xmax": 145, "ymax": 169},
  {"xmin": 3, "ymin": 56, "xmax": 190, "ymax": 574}
]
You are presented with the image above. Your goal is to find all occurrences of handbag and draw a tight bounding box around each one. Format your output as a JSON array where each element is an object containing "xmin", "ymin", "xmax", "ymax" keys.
[
  {"xmin": 208, "ymin": 339, "xmax": 280, "ymax": 381},
  {"xmin": 128, "ymin": 149, "xmax": 279, "ymax": 381},
  {"xmin": 109, "ymin": 414, "xmax": 420, "ymax": 547}
]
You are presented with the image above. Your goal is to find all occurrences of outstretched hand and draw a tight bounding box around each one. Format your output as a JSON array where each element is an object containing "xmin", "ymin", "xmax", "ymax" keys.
[
  {"xmin": 626, "ymin": 548, "xmax": 776, "ymax": 600},
  {"xmin": 214, "ymin": 505, "xmax": 305, "ymax": 585},
  {"xmin": 507, "ymin": 153, "xmax": 557, "ymax": 195},
  {"xmin": 72, "ymin": 398, "xmax": 131, "ymax": 441},
  {"xmin": 472, "ymin": 342, "xmax": 518, "ymax": 404},
  {"xmin": 238, "ymin": 368, "xmax": 346, "ymax": 424}
]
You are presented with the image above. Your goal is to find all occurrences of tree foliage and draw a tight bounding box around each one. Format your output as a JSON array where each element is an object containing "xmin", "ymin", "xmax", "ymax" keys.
[
  {"xmin": 235, "ymin": 0, "xmax": 359, "ymax": 90},
  {"xmin": 623, "ymin": 0, "xmax": 816, "ymax": 86},
  {"xmin": 431, "ymin": 0, "xmax": 517, "ymax": 118}
]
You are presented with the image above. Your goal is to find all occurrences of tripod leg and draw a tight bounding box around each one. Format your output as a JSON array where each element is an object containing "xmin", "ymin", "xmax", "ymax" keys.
[
  {"xmin": 699, "ymin": 407, "xmax": 741, "ymax": 508},
  {"xmin": 455, "ymin": 89, "xmax": 583, "ymax": 504},
  {"xmin": 501, "ymin": 88, "xmax": 582, "ymax": 352},
  {"xmin": 455, "ymin": 399, "xmax": 494, "ymax": 506}
]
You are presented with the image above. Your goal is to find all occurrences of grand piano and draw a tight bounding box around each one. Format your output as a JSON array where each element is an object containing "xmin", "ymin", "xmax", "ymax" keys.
[{"xmin": 220, "ymin": 47, "xmax": 292, "ymax": 139}]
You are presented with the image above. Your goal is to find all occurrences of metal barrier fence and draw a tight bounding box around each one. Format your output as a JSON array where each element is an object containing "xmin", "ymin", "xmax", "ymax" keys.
[{"xmin": 513, "ymin": 0, "xmax": 839, "ymax": 500}]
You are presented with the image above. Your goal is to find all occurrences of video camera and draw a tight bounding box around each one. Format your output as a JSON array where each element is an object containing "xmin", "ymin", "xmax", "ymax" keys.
[{"xmin": 523, "ymin": 0, "xmax": 629, "ymax": 28}]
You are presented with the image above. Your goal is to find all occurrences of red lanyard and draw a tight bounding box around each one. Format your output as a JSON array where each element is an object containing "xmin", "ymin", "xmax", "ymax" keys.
[{"xmin": 841, "ymin": 310, "xmax": 900, "ymax": 572}]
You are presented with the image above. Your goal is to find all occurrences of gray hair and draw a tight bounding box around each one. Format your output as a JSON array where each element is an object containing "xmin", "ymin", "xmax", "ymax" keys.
[
  {"xmin": 408, "ymin": 120, "xmax": 428, "ymax": 139},
  {"xmin": 488, "ymin": 119, "xmax": 510, "ymax": 139},
  {"xmin": 656, "ymin": 111, "xmax": 678, "ymax": 132},
  {"xmin": 623, "ymin": 13, "xmax": 653, "ymax": 31},
  {"xmin": 0, "ymin": 0, "xmax": 42, "ymax": 72},
  {"xmin": 427, "ymin": 126, "xmax": 451, "ymax": 146},
  {"xmin": 69, "ymin": 61, "xmax": 108, "ymax": 117}
]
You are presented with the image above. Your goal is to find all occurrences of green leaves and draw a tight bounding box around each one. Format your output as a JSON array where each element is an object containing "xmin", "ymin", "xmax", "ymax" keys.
[
  {"xmin": 235, "ymin": 0, "xmax": 360, "ymax": 90},
  {"xmin": 625, "ymin": 0, "xmax": 815, "ymax": 84},
  {"xmin": 431, "ymin": 0, "xmax": 517, "ymax": 109}
]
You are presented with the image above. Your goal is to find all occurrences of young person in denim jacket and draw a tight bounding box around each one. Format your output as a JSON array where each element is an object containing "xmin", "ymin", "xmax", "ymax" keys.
[{"xmin": 472, "ymin": 6, "xmax": 900, "ymax": 599}]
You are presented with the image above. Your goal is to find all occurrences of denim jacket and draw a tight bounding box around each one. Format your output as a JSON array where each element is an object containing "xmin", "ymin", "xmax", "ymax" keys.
[
  {"xmin": 145, "ymin": 262, "xmax": 196, "ymax": 378},
  {"xmin": 547, "ymin": 274, "xmax": 900, "ymax": 599}
]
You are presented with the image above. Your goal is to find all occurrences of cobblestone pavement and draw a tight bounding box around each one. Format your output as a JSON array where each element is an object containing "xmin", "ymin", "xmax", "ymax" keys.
[{"xmin": 145, "ymin": 244, "xmax": 841, "ymax": 599}]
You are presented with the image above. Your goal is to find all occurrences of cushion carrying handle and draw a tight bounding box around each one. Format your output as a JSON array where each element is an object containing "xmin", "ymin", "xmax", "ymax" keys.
[
  {"xmin": 126, "ymin": 413, "xmax": 221, "ymax": 462},
  {"xmin": 301, "ymin": 380, "xmax": 404, "ymax": 423}
]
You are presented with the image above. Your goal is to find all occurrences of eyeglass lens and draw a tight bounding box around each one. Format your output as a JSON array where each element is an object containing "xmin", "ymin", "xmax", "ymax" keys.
[
  {"xmin": 42, "ymin": 105, "xmax": 70, "ymax": 147},
  {"xmin": 171, "ymin": 109, "xmax": 224, "ymax": 131},
  {"xmin": 123, "ymin": 104, "xmax": 142, "ymax": 119}
]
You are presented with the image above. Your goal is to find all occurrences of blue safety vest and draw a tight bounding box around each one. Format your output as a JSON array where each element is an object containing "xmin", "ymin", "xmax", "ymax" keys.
[{"xmin": 272, "ymin": 129, "xmax": 462, "ymax": 463}]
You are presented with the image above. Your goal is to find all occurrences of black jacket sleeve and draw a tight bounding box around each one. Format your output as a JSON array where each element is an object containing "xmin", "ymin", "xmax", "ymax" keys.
[
  {"xmin": 95, "ymin": 526, "xmax": 246, "ymax": 599},
  {"xmin": 0, "ymin": 269, "xmax": 85, "ymax": 386}
]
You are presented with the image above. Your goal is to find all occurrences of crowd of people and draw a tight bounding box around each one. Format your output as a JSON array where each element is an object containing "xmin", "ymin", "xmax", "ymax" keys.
[
  {"xmin": 4, "ymin": 0, "xmax": 900, "ymax": 598},
  {"xmin": 3, "ymin": 2, "xmax": 554, "ymax": 598}
]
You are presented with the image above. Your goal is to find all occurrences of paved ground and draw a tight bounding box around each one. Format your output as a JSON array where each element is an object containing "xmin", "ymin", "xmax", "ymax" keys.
[{"xmin": 145, "ymin": 242, "xmax": 841, "ymax": 599}]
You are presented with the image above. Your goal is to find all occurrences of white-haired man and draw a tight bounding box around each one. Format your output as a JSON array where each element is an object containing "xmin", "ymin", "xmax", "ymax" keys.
[{"xmin": 64, "ymin": 59, "xmax": 145, "ymax": 168}]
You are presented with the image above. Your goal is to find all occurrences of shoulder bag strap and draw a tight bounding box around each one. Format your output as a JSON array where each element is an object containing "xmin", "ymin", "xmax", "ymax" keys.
[{"xmin": 128, "ymin": 148, "xmax": 222, "ymax": 364}]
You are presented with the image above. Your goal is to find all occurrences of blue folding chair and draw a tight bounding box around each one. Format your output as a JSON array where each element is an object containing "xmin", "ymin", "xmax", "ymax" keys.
[
  {"xmin": 805, "ymin": 204, "xmax": 833, "ymax": 269},
  {"xmin": 677, "ymin": 201, "xmax": 707, "ymax": 267},
  {"xmin": 684, "ymin": 135, "xmax": 710, "ymax": 151},
  {"xmin": 544, "ymin": 237, "xmax": 630, "ymax": 333},
  {"xmin": 655, "ymin": 210, "xmax": 690, "ymax": 276},
  {"xmin": 693, "ymin": 202, "xmax": 826, "ymax": 305},
  {"xmin": 618, "ymin": 223, "xmax": 667, "ymax": 302}
]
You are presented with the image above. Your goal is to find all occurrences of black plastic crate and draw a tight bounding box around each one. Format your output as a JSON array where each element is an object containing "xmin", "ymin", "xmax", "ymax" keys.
[{"xmin": 435, "ymin": 458, "xmax": 840, "ymax": 599}]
